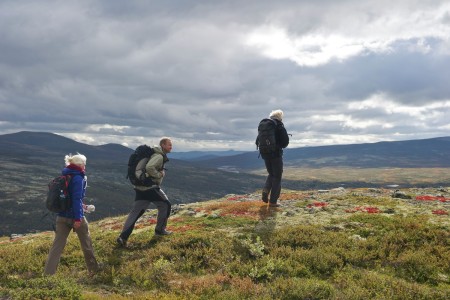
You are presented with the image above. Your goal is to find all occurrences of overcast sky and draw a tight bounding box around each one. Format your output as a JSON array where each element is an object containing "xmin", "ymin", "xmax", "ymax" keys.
[{"xmin": 1, "ymin": 1, "xmax": 450, "ymax": 151}]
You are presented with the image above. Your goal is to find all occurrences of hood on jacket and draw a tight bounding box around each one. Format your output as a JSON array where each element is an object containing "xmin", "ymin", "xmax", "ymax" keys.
[
  {"xmin": 153, "ymin": 146, "xmax": 169, "ymax": 162},
  {"xmin": 62, "ymin": 166, "xmax": 85, "ymax": 177}
]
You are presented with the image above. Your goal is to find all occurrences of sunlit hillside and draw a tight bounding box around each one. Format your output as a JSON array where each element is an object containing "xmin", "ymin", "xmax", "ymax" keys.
[
  {"xmin": 253, "ymin": 167, "xmax": 450, "ymax": 186},
  {"xmin": 1, "ymin": 188, "xmax": 449, "ymax": 299}
]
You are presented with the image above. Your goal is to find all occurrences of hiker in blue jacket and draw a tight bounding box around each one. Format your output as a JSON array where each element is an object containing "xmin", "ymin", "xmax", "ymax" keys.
[{"xmin": 44, "ymin": 153, "xmax": 99, "ymax": 275}]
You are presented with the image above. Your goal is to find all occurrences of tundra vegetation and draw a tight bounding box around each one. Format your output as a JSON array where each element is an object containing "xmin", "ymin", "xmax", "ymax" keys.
[{"xmin": 1, "ymin": 187, "xmax": 449, "ymax": 299}]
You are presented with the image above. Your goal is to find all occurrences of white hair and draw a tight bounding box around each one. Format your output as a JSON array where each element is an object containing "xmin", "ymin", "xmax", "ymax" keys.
[
  {"xmin": 65, "ymin": 153, "xmax": 87, "ymax": 167},
  {"xmin": 269, "ymin": 109, "xmax": 284, "ymax": 121}
]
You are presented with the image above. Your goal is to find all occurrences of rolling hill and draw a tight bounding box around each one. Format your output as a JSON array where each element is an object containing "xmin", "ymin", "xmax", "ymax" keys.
[
  {"xmin": 0, "ymin": 132, "xmax": 270, "ymax": 236},
  {"xmin": 195, "ymin": 136, "xmax": 450, "ymax": 170},
  {"xmin": 2, "ymin": 131, "xmax": 450, "ymax": 236},
  {"xmin": 2, "ymin": 131, "xmax": 350, "ymax": 236}
]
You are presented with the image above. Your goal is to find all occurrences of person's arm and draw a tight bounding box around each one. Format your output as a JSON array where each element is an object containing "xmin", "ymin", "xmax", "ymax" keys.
[
  {"xmin": 145, "ymin": 154, "xmax": 164, "ymax": 181},
  {"xmin": 70, "ymin": 175, "xmax": 85, "ymax": 225},
  {"xmin": 278, "ymin": 123, "xmax": 290, "ymax": 148}
]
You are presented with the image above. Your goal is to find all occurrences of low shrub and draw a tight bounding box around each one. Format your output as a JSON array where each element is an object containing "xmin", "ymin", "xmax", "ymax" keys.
[
  {"xmin": 268, "ymin": 277, "xmax": 336, "ymax": 300},
  {"xmin": 239, "ymin": 235, "xmax": 265, "ymax": 258},
  {"xmin": 390, "ymin": 249, "xmax": 441, "ymax": 284},
  {"xmin": 6, "ymin": 276, "xmax": 81, "ymax": 300},
  {"xmin": 333, "ymin": 266, "xmax": 450, "ymax": 300}
]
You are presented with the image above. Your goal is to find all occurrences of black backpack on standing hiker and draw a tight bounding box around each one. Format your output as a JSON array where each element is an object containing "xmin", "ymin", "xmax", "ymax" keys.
[
  {"xmin": 46, "ymin": 175, "xmax": 72, "ymax": 213},
  {"xmin": 256, "ymin": 118, "xmax": 279, "ymax": 155},
  {"xmin": 126, "ymin": 144, "xmax": 156, "ymax": 186}
]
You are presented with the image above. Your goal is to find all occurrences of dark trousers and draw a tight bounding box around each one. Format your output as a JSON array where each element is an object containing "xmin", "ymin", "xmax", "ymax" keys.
[
  {"xmin": 119, "ymin": 188, "xmax": 171, "ymax": 241},
  {"xmin": 263, "ymin": 156, "xmax": 283, "ymax": 203}
]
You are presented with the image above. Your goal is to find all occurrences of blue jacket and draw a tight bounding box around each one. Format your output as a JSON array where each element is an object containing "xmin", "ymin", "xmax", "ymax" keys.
[{"xmin": 58, "ymin": 165, "xmax": 86, "ymax": 221}]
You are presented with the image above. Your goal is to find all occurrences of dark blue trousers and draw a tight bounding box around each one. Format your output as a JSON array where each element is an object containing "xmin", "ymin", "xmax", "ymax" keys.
[{"xmin": 263, "ymin": 156, "xmax": 283, "ymax": 204}]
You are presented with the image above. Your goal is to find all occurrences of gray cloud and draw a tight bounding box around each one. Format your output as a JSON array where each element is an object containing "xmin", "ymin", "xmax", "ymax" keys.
[{"xmin": 1, "ymin": 0, "xmax": 450, "ymax": 150}]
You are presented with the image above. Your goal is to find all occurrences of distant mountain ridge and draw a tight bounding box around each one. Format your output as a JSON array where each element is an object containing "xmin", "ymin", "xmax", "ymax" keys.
[
  {"xmin": 0, "ymin": 131, "xmax": 132, "ymax": 161},
  {"xmin": 0, "ymin": 131, "xmax": 268, "ymax": 236},
  {"xmin": 195, "ymin": 136, "xmax": 450, "ymax": 170},
  {"xmin": 2, "ymin": 131, "xmax": 450, "ymax": 236},
  {"xmin": 169, "ymin": 150, "xmax": 248, "ymax": 161},
  {"xmin": 4, "ymin": 131, "xmax": 448, "ymax": 169}
]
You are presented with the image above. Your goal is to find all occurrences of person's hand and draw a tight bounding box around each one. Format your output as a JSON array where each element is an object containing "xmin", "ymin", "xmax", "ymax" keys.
[
  {"xmin": 161, "ymin": 170, "xmax": 165, "ymax": 177},
  {"xmin": 73, "ymin": 220, "xmax": 82, "ymax": 230}
]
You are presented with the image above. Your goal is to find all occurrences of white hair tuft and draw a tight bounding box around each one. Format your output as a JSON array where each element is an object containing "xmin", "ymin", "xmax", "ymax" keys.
[
  {"xmin": 64, "ymin": 153, "xmax": 87, "ymax": 166},
  {"xmin": 269, "ymin": 109, "xmax": 284, "ymax": 121}
]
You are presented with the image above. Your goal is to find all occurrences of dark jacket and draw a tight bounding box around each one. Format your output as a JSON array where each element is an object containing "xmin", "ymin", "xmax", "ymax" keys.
[
  {"xmin": 257, "ymin": 117, "xmax": 290, "ymax": 159},
  {"xmin": 274, "ymin": 119, "xmax": 289, "ymax": 149},
  {"xmin": 58, "ymin": 164, "xmax": 86, "ymax": 221}
]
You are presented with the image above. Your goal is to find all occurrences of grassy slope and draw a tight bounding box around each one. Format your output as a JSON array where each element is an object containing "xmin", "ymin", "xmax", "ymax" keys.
[
  {"xmin": 253, "ymin": 167, "xmax": 450, "ymax": 186},
  {"xmin": 0, "ymin": 157, "xmax": 265, "ymax": 236},
  {"xmin": 1, "ymin": 188, "xmax": 449, "ymax": 299}
]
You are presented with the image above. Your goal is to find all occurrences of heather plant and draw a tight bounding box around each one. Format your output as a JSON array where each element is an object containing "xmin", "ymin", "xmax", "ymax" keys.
[
  {"xmin": 248, "ymin": 258, "xmax": 275, "ymax": 282},
  {"xmin": 332, "ymin": 266, "xmax": 450, "ymax": 300},
  {"xmin": 267, "ymin": 277, "xmax": 336, "ymax": 300},
  {"xmin": 390, "ymin": 249, "xmax": 441, "ymax": 284},
  {"xmin": 5, "ymin": 276, "xmax": 81, "ymax": 300},
  {"xmin": 239, "ymin": 235, "xmax": 265, "ymax": 258}
]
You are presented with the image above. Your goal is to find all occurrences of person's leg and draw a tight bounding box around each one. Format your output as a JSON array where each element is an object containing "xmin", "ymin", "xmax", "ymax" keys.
[
  {"xmin": 119, "ymin": 200, "xmax": 150, "ymax": 241},
  {"xmin": 44, "ymin": 216, "xmax": 72, "ymax": 275},
  {"xmin": 262, "ymin": 158, "xmax": 273, "ymax": 202},
  {"xmin": 269, "ymin": 157, "xmax": 283, "ymax": 204},
  {"xmin": 152, "ymin": 188, "xmax": 172, "ymax": 234},
  {"xmin": 75, "ymin": 217, "xmax": 98, "ymax": 273}
]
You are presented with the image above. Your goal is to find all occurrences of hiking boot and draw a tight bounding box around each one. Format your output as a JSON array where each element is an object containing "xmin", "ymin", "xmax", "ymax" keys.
[
  {"xmin": 88, "ymin": 263, "xmax": 103, "ymax": 277},
  {"xmin": 155, "ymin": 229, "xmax": 173, "ymax": 236},
  {"xmin": 116, "ymin": 236, "xmax": 127, "ymax": 247},
  {"xmin": 269, "ymin": 203, "xmax": 280, "ymax": 208},
  {"xmin": 262, "ymin": 191, "xmax": 269, "ymax": 203}
]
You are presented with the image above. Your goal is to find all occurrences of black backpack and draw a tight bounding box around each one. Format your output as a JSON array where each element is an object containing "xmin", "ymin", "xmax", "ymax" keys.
[
  {"xmin": 46, "ymin": 175, "xmax": 72, "ymax": 213},
  {"xmin": 126, "ymin": 144, "xmax": 155, "ymax": 186},
  {"xmin": 256, "ymin": 118, "xmax": 278, "ymax": 155}
]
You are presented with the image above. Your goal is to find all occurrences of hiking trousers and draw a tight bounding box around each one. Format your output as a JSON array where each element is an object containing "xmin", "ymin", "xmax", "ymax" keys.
[
  {"xmin": 119, "ymin": 188, "xmax": 171, "ymax": 241},
  {"xmin": 263, "ymin": 156, "xmax": 283, "ymax": 204},
  {"xmin": 44, "ymin": 216, "xmax": 98, "ymax": 275}
]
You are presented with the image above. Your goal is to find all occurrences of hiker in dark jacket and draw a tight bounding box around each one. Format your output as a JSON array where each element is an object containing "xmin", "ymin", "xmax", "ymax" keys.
[
  {"xmin": 117, "ymin": 137, "xmax": 173, "ymax": 247},
  {"xmin": 44, "ymin": 153, "xmax": 99, "ymax": 275},
  {"xmin": 256, "ymin": 109, "xmax": 289, "ymax": 207}
]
